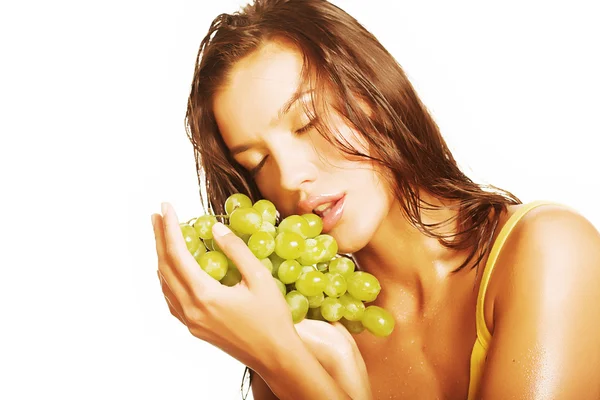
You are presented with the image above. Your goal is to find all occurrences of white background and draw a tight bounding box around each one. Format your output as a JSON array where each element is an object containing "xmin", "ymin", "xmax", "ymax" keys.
[{"xmin": 1, "ymin": 1, "xmax": 598, "ymax": 399}]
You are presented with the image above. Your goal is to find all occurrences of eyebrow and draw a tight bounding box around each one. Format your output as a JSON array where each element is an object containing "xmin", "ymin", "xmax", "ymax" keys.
[{"xmin": 229, "ymin": 89, "xmax": 313, "ymax": 156}]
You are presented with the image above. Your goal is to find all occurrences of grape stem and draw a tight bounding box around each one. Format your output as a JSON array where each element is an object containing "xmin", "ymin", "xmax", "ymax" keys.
[{"xmin": 214, "ymin": 214, "xmax": 229, "ymax": 223}]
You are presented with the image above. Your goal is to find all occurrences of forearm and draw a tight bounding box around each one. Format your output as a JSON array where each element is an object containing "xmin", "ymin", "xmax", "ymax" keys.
[{"xmin": 257, "ymin": 337, "xmax": 352, "ymax": 400}]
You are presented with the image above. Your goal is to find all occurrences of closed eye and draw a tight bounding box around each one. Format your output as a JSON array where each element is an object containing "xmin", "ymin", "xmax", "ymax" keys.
[
  {"xmin": 249, "ymin": 155, "xmax": 268, "ymax": 177},
  {"xmin": 295, "ymin": 117, "xmax": 318, "ymax": 135},
  {"xmin": 249, "ymin": 117, "xmax": 318, "ymax": 177}
]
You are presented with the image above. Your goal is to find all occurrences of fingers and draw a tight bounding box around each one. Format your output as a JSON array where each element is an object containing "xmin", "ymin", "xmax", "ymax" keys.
[
  {"xmin": 295, "ymin": 319, "xmax": 344, "ymax": 349},
  {"xmin": 160, "ymin": 202, "xmax": 218, "ymax": 294},
  {"xmin": 297, "ymin": 319, "xmax": 358, "ymax": 358},
  {"xmin": 152, "ymin": 214, "xmax": 168, "ymax": 268},
  {"xmin": 211, "ymin": 222, "xmax": 271, "ymax": 288},
  {"xmin": 153, "ymin": 213, "xmax": 191, "ymax": 303},
  {"xmin": 330, "ymin": 321, "xmax": 358, "ymax": 345},
  {"xmin": 295, "ymin": 321, "xmax": 371, "ymax": 400},
  {"xmin": 295, "ymin": 319, "xmax": 355, "ymax": 367},
  {"xmin": 158, "ymin": 270, "xmax": 187, "ymax": 326}
]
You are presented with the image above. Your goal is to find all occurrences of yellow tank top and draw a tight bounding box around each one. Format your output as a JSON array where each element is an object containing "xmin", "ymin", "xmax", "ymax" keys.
[{"xmin": 466, "ymin": 200, "xmax": 557, "ymax": 399}]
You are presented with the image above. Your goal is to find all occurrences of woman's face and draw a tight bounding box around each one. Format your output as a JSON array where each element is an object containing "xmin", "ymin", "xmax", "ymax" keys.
[{"xmin": 213, "ymin": 41, "xmax": 394, "ymax": 253}]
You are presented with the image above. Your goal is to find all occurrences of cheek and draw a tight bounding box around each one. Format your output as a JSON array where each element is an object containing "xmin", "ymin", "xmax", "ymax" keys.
[
  {"xmin": 317, "ymin": 114, "xmax": 371, "ymax": 163},
  {"xmin": 254, "ymin": 176, "xmax": 296, "ymax": 217},
  {"xmin": 337, "ymin": 167, "xmax": 394, "ymax": 252}
]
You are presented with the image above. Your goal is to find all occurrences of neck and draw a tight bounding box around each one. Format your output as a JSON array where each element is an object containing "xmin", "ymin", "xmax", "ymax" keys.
[{"xmin": 353, "ymin": 195, "xmax": 471, "ymax": 312}]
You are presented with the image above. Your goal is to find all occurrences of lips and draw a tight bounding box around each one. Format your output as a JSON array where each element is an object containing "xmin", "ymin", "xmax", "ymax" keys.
[
  {"xmin": 296, "ymin": 192, "xmax": 346, "ymax": 233},
  {"xmin": 296, "ymin": 192, "xmax": 346, "ymax": 216},
  {"xmin": 313, "ymin": 201, "xmax": 337, "ymax": 216}
]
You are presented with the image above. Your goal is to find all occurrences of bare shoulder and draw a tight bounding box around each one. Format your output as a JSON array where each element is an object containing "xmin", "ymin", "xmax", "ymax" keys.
[
  {"xmin": 492, "ymin": 202, "xmax": 600, "ymax": 326},
  {"xmin": 477, "ymin": 203, "xmax": 600, "ymax": 397},
  {"xmin": 515, "ymin": 202, "xmax": 599, "ymax": 245},
  {"xmin": 498, "ymin": 204, "xmax": 600, "ymax": 295},
  {"xmin": 503, "ymin": 203, "xmax": 600, "ymax": 269}
]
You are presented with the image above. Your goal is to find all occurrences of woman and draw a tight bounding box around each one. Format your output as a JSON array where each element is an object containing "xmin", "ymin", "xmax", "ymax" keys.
[{"xmin": 152, "ymin": 0, "xmax": 600, "ymax": 398}]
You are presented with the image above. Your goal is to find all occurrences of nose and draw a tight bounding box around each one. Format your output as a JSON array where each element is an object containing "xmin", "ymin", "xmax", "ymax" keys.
[{"xmin": 270, "ymin": 138, "xmax": 317, "ymax": 193}]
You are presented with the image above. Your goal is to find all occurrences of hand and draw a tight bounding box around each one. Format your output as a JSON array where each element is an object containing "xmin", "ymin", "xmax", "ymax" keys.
[
  {"xmin": 152, "ymin": 202, "xmax": 297, "ymax": 374},
  {"xmin": 295, "ymin": 319, "xmax": 373, "ymax": 400}
]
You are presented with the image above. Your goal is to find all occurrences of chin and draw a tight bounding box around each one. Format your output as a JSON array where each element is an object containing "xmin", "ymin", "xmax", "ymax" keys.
[
  {"xmin": 330, "ymin": 203, "xmax": 389, "ymax": 254},
  {"xmin": 329, "ymin": 222, "xmax": 373, "ymax": 255}
]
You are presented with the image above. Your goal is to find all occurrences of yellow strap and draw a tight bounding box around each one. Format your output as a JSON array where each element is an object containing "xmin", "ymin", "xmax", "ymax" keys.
[
  {"xmin": 474, "ymin": 200, "xmax": 558, "ymax": 348},
  {"xmin": 468, "ymin": 339, "xmax": 487, "ymax": 400}
]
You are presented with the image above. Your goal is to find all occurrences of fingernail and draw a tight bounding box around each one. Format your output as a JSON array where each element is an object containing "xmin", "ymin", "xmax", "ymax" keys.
[
  {"xmin": 151, "ymin": 214, "xmax": 156, "ymax": 228},
  {"xmin": 212, "ymin": 222, "xmax": 231, "ymax": 238},
  {"xmin": 161, "ymin": 202, "xmax": 168, "ymax": 215}
]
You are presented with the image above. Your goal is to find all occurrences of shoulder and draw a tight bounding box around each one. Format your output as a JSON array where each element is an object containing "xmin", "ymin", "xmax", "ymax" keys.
[
  {"xmin": 477, "ymin": 203, "xmax": 600, "ymax": 396},
  {"xmin": 502, "ymin": 203, "xmax": 599, "ymax": 270},
  {"xmin": 492, "ymin": 202, "xmax": 600, "ymax": 325},
  {"xmin": 514, "ymin": 202, "xmax": 598, "ymax": 243}
]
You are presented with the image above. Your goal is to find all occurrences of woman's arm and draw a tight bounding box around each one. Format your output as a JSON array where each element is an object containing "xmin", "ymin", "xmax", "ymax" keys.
[
  {"xmin": 478, "ymin": 206, "xmax": 600, "ymax": 399},
  {"xmin": 153, "ymin": 204, "xmax": 354, "ymax": 400},
  {"xmin": 252, "ymin": 319, "xmax": 372, "ymax": 400},
  {"xmin": 257, "ymin": 336, "xmax": 354, "ymax": 400},
  {"xmin": 251, "ymin": 371, "xmax": 279, "ymax": 400}
]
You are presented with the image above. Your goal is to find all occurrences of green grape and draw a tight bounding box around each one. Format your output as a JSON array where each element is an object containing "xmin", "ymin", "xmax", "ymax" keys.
[
  {"xmin": 329, "ymin": 256, "xmax": 355, "ymax": 277},
  {"xmin": 273, "ymin": 278, "xmax": 287, "ymax": 296},
  {"xmin": 253, "ymin": 199, "xmax": 277, "ymax": 225},
  {"xmin": 198, "ymin": 251, "xmax": 229, "ymax": 281},
  {"xmin": 316, "ymin": 262, "xmax": 329, "ymax": 272},
  {"xmin": 295, "ymin": 270, "xmax": 326, "ymax": 297},
  {"xmin": 302, "ymin": 213, "xmax": 323, "ymax": 238},
  {"xmin": 226, "ymin": 256, "xmax": 237, "ymax": 269},
  {"xmin": 339, "ymin": 293, "xmax": 365, "ymax": 321},
  {"xmin": 180, "ymin": 223, "xmax": 201, "ymax": 253},
  {"xmin": 315, "ymin": 234, "xmax": 338, "ymax": 262},
  {"xmin": 193, "ymin": 215, "xmax": 217, "ymax": 240},
  {"xmin": 220, "ymin": 266, "xmax": 242, "ymax": 287},
  {"xmin": 362, "ymin": 306, "xmax": 395, "ymax": 337},
  {"xmin": 298, "ymin": 238, "xmax": 326, "ymax": 266},
  {"xmin": 203, "ymin": 238, "xmax": 222, "ymax": 253},
  {"xmin": 184, "ymin": 196, "xmax": 392, "ymax": 338},
  {"xmin": 229, "ymin": 208, "xmax": 262, "ymax": 235},
  {"xmin": 320, "ymin": 297, "xmax": 344, "ymax": 322},
  {"xmin": 324, "ymin": 272, "xmax": 347, "ymax": 298},
  {"xmin": 307, "ymin": 292, "xmax": 325, "ymax": 308},
  {"xmin": 274, "ymin": 231, "xmax": 305, "ymax": 260},
  {"xmin": 247, "ymin": 231, "xmax": 275, "ymax": 259},
  {"xmin": 347, "ymin": 271, "xmax": 381, "ymax": 302},
  {"xmin": 269, "ymin": 252, "xmax": 285, "ymax": 277},
  {"xmin": 278, "ymin": 215, "xmax": 311, "ymax": 238},
  {"xmin": 286, "ymin": 290, "xmax": 309, "ymax": 323},
  {"xmin": 306, "ymin": 306, "xmax": 326, "ymax": 321},
  {"xmin": 340, "ymin": 317, "xmax": 365, "ymax": 334},
  {"xmin": 259, "ymin": 258, "xmax": 273, "ymax": 273},
  {"xmin": 225, "ymin": 193, "xmax": 252, "ymax": 215},
  {"xmin": 277, "ymin": 259, "xmax": 302, "ymax": 284},
  {"xmin": 259, "ymin": 221, "xmax": 277, "ymax": 237},
  {"xmin": 192, "ymin": 242, "xmax": 207, "ymax": 262},
  {"xmin": 301, "ymin": 265, "xmax": 317, "ymax": 274}
]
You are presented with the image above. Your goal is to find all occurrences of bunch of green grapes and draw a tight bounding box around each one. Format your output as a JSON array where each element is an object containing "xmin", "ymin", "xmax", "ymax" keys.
[{"xmin": 179, "ymin": 193, "xmax": 395, "ymax": 337}]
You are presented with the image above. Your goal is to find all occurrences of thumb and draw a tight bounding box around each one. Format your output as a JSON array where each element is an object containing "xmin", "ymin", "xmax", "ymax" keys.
[{"xmin": 211, "ymin": 222, "xmax": 270, "ymax": 287}]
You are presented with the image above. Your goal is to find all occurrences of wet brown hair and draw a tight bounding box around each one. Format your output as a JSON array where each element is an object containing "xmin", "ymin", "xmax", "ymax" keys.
[{"xmin": 185, "ymin": 0, "xmax": 521, "ymax": 274}]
